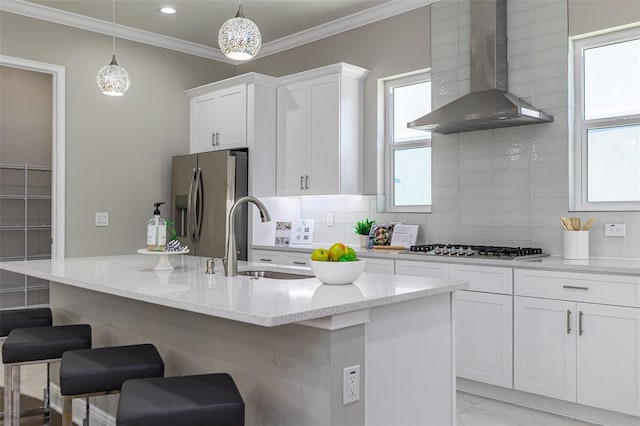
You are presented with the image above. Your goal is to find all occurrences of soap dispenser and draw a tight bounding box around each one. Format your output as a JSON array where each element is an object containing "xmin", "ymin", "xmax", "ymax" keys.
[{"xmin": 147, "ymin": 202, "xmax": 167, "ymax": 251}]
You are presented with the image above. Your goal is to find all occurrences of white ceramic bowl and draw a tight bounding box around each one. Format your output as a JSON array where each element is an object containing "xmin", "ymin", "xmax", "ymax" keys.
[{"xmin": 310, "ymin": 259, "xmax": 366, "ymax": 285}]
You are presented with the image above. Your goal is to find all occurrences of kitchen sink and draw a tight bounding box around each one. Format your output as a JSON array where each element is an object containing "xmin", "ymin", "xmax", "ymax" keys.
[{"xmin": 238, "ymin": 270, "xmax": 314, "ymax": 280}]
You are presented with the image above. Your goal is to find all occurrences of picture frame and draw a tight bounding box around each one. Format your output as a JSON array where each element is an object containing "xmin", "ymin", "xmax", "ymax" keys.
[{"xmin": 368, "ymin": 223, "xmax": 395, "ymax": 247}]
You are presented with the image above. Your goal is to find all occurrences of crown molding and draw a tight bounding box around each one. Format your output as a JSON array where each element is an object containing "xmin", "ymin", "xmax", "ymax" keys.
[
  {"xmin": 1, "ymin": 0, "xmax": 436, "ymax": 64},
  {"xmin": 0, "ymin": 0, "xmax": 231, "ymax": 62},
  {"xmin": 256, "ymin": 0, "xmax": 437, "ymax": 59}
]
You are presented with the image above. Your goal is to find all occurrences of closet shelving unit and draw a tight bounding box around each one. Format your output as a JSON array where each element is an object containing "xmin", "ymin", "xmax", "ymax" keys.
[{"xmin": 0, "ymin": 163, "xmax": 51, "ymax": 309}]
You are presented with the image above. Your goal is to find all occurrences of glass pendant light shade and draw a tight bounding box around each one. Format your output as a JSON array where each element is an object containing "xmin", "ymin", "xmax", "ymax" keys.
[
  {"xmin": 218, "ymin": 3, "xmax": 261, "ymax": 61},
  {"xmin": 97, "ymin": 0, "xmax": 130, "ymax": 96},
  {"xmin": 96, "ymin": 54, "xmax": 130, "ymax": 96}
]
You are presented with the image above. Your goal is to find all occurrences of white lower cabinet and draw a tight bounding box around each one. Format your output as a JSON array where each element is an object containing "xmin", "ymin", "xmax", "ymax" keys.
[
  {"xmin": 514, "ymin": 296, "xmax": 577, "ymax": 401},
  {"xmin": 250, "ymin": 249, "xmax": 286, "ymax": 265},
  {"xmin": 362, "ymin": 257, "xmax": 395, "ymax": 274},
  {"xmin": 286, "ymin": 253, "xmax": 311, "ymax": 267},
  {"xmin": 576, "ymin": 303, "xmax": 640, "ymax": 416},
  {"xmin": 514, "ymin": 295, "xmax": 640, "ymax": 416},
  {"xmin": 457, "ymin": 291, "xmax": 513, "ymax": 388},
  {"xmin": 395, "ymin": 260, "xmax": 448, "ymax": 279},
  {"xmin": 450, "ymin": 264, "xmax": 514, "ymax": 388}
]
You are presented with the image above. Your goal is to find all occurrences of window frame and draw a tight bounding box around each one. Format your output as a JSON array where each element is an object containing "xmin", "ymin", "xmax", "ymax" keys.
[
  {"xmin": 571, "ymin": 26, "xmax": 640, "ymax": 211},
  {"xmin": 383, "ymin": 71, "xmax": 432, "ymax": 213}
]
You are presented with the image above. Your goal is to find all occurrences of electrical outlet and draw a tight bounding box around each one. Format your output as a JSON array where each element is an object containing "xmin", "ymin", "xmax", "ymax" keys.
[
  {"xmin": 95, "ymin": 212, "xmax": 109, "ymax": 227},
  {"xmin": 604, "ymin": 223, "xmax": 625, "ymax": 237},
  {"xmin": 343, "ymin": 365, "xmax": 360, "ymax": 405},
  {"xmin": 326, "ymin": 212, "xmax": 334, "ymax": 226}
]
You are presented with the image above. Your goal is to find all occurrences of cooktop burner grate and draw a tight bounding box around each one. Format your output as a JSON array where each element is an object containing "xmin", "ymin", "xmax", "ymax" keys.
[{"xmin": 409, "ymin": 244, "xmax": 547, "ymax": 260}]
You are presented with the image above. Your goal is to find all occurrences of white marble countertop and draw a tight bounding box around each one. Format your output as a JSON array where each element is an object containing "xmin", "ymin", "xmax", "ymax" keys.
[
  {"xmin": 253, "ymin": 245, "xmax": 640, "ymax": 275},
  {"xmin": 0, "ymin": 255, "xmax": 468, "ymax": 327}
]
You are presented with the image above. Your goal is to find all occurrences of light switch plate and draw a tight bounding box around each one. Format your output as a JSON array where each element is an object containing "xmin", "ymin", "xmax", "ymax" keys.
[{"xmin": 95, "ymin": 212, "xmax": 109, "ymax": 227}]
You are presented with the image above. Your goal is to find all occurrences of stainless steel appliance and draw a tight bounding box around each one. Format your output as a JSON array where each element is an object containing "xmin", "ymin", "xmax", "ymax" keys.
[
  {"xmin": 171, "ymin": 149, "xmax": 248, "ymax": 260},
  {"xmin": 409, "ymin": 244, "xmax": 548, "ymax": 261},
  {"xmin": 408, "ymin": 0, "xmax": 552, "ymax": 134}
]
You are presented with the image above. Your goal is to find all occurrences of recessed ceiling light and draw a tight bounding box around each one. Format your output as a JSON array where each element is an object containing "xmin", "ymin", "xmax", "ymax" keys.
[{"xmin": 160, "ymin": 7, "xmax": 176, "ymax": 14}]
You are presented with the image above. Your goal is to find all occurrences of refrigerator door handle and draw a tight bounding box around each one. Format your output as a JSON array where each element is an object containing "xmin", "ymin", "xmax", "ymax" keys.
[
  {"xmin": 187, "ymin": 167, "xmax": 197, "ymax": 242},
  {"xmin": 193, "ymin": 167, "xmax": 204, "ymax": 242}
]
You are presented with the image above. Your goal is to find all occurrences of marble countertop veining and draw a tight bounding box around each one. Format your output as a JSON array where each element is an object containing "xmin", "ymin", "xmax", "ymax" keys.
[
  {"xmin": 0, "ymin": 255, "xmax": 467, "ymax": 327},
  {"xmin": 253, "ymin": 245, "xmax": 640, "ymax": 275}
]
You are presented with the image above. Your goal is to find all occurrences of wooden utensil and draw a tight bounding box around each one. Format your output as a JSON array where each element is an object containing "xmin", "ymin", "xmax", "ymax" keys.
[
  {"xmin": 582, "ymin": 217, "xmax": 596, "ymax": 231},
  {"xmin": 561, "ymin": 217, "xmax": 572, "ymax": 231},
  {"xmin": 571, "ymin": 217, "xmax": 581, "ymax": 231}
]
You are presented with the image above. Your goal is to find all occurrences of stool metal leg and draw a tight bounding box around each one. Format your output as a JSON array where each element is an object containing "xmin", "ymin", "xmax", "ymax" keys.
[
  {"xmin": 83, "ymin": 397, "xmax": 90, "ymax": 426},
  {"xmin": 62, "ymin": 396, "xmax": 73, "ymax": 426},
  {"xmin": 3, "ymin": 364, "xmax": 11, "ymax": 426},
  {"xmin": 11, "ymin": 366, "xmax": 20, "ymax": 426}
]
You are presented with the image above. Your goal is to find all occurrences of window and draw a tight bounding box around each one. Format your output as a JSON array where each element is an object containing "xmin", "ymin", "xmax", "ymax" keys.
[
  {"xmin": 572, "ymin": 26, "xmax": 640, "ymax": 211},
  {"xmin": 384, "ymin": 72, "xmax": 432, "ymax": 212}
]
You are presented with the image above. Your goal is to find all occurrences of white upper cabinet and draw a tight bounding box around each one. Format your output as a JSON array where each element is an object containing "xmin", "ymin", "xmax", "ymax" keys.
[
  {"xmin": 186, "ymin": 73, "xmax": 278, "ymax": 196},
  {"xmin": 191, "ymin": 84, "xmax": 247, "ymax": 152},
  {"xmin": 276, "ymin": 63, "xmax": 369, "ymax": 196}
]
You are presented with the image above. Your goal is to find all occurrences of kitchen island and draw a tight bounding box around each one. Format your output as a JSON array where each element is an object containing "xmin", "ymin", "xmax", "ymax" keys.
[{"xmin": 0, "ymin": 254, "xmax": 467, "ymax": 426}]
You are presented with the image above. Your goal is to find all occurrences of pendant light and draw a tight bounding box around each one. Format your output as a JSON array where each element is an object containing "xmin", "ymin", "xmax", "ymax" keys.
[
  {"xmin": 218, "ymin": 0, "xmax": 262, "ymax": 61},
  {"xmin": 96, "ymin": 0, "xmax": 131, "ymax": 96}
]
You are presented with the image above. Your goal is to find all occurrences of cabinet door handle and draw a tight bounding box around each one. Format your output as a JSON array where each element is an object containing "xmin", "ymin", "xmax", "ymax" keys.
[
  {"xmin": 292, "ymin": 261, "xmax": 307, "ymax": 266},
  {"xmin": 563, "ymin": 285, "xmax": 589, "ymax": 290},
  {"xmin": 216, "ymin": 132, "xmax": 221, "ymax": 146},
  {"xmin": 259, "ymin": 258, "xmax": 272, "ymax": 262},
  {"xmin": 300, "ymin": 175, "xmax": 304, "ymax": 190},
  {"xmin": 211, "ymin": 132, "xmax": 216, "ymax": 147},
  {"xmin": 304, "ymin": 175, "xmax": 310, "ymax": 190},
  {"xmin": 579, "ymin": 311, "xmax": 584, "ymax": 335},
  {"xmin": 566, "ymin": 309, "xmax": 572, "ymax": 334}
]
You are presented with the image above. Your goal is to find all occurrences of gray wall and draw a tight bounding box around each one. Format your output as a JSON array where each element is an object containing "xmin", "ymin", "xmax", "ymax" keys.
[
  {"xmin": 0, "ymin": 12, "xmax": 235, "ymax": 257},
  {"xmin": 237, "ymin": 7, "xmax": 431, "ymax": 196},
  {"xmin": 568, "ymin": 0, "xmax": 640, "ymax": 36}
]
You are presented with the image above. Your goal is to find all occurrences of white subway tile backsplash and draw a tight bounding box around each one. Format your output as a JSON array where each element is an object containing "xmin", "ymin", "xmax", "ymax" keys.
[
  {"xmin": 534, "ymin": 62, "xmax": 566, "ymax": 80},
  {"xmin": 532, "ymin": 17, "xmax": 568, "ymax": 37},
  {"xmin": 508, "ymin": 53, "xmax": 533, "ymax": 71},
  {"xmin": 531, "ymin": 1, "xmax": 567, "ymax": 20},
  {"xmin": 533, "ymin": 46, "xmax": 567, "ymax": 64}
]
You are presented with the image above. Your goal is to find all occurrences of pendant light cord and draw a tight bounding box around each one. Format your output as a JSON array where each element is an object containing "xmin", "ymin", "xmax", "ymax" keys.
[{"xmin": 111, "ymin": 0, "xmax": 116, "ymax": 55}]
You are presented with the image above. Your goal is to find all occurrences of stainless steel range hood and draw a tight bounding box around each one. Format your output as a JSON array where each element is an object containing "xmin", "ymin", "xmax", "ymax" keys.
[{"xmin": 408, "ymin": 0, "xmax": 553, "ymax": 134}]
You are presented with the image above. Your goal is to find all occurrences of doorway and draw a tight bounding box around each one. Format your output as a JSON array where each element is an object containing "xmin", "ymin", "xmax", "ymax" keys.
[{"xmin": 0, "ymin": 56, "xmax": 65, "ymax": 309}]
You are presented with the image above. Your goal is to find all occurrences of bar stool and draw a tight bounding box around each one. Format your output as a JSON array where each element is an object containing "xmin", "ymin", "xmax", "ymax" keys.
[
  {"xmin": 0, "ymin": 308, "xmax": 53, "ymax": 422},
  {"xmin": 2, "ymin": 324, "xmax": 92, "ymax": 426},
  {"xmin": 116, "ymin": 373, "xmax": 244, "ymax": 426},
  {"xmin": 60, "ymin": 344, "xmax": 164, "ymax": 426},
  {"xmin": 0, "ymin": 308, "xmax": 52, "ymax": 338}
]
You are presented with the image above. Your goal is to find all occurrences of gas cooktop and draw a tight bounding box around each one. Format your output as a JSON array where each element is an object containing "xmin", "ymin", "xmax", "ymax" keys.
[{"xmin": 409, "ymin": 244, "xmax": 548, "ymax": 261}]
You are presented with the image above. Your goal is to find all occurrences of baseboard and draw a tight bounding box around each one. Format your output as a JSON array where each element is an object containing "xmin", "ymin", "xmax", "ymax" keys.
[
  {"xmin": 458, "ymin": 378, "xmax": 640, "ymax": 426},
  {"xmin": 49, "ymin": 383, "xmax": 116, "ymax": 426}
]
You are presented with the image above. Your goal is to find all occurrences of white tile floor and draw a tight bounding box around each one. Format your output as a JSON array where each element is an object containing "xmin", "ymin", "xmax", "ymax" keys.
[
  {"xmin": 2, "ymin": 363, "xmax": 600, "ymax": 426},
  {"xmin": 457, "ymin": 392, "xmax": 599, "ymax": 426}
]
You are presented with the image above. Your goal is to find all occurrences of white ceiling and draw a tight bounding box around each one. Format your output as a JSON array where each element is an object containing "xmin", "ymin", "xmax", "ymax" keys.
[{"xmin": 6, "ymin": 0, "xmax": 433, "ymax": 62}]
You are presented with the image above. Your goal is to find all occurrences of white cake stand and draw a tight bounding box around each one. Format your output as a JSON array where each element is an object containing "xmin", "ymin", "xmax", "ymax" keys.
[{"xmin": 137, "ymin": 248, "xmax": 190, "ymax": 271}]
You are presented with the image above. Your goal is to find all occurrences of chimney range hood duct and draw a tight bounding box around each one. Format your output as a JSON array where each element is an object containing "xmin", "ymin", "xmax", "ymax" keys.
[{"xmin": 408, "ymin": 0, "xmax": 553, "ymax": 134}]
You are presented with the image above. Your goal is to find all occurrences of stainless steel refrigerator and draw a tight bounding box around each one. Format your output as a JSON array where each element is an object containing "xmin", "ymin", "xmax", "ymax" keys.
[{"xmin": 171, "ymin": 149, "xmax": 248, "ymax": 260}]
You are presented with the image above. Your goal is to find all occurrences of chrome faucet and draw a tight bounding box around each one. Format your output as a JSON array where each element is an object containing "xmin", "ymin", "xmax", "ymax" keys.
[{"xmin": 224, "ymin": 196, "xmax": 271, "ymax": 276}]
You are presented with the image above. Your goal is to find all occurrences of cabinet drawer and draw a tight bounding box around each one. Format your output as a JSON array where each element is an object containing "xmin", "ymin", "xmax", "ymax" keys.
[
  {"xmin": 395, "ymin": 260, "xmax": 448, "ymax": 279},
  {"xmin": 449, "ymin": 264, "xmax": 513, "ymax": 295},
  {"xmin": 286, "ymin": 253, "xmax": 311, "ymax": 267},
  {"xmin": 362, "ymin": 257, "xmax": 395, "ymax": 274},
  {"xmin": 514, "ymin": 269, "xmax": 640, "ymax": 307},
  {"xmin": 250, "ymin": 250, "xmax": 286, "ymax": 265}
]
